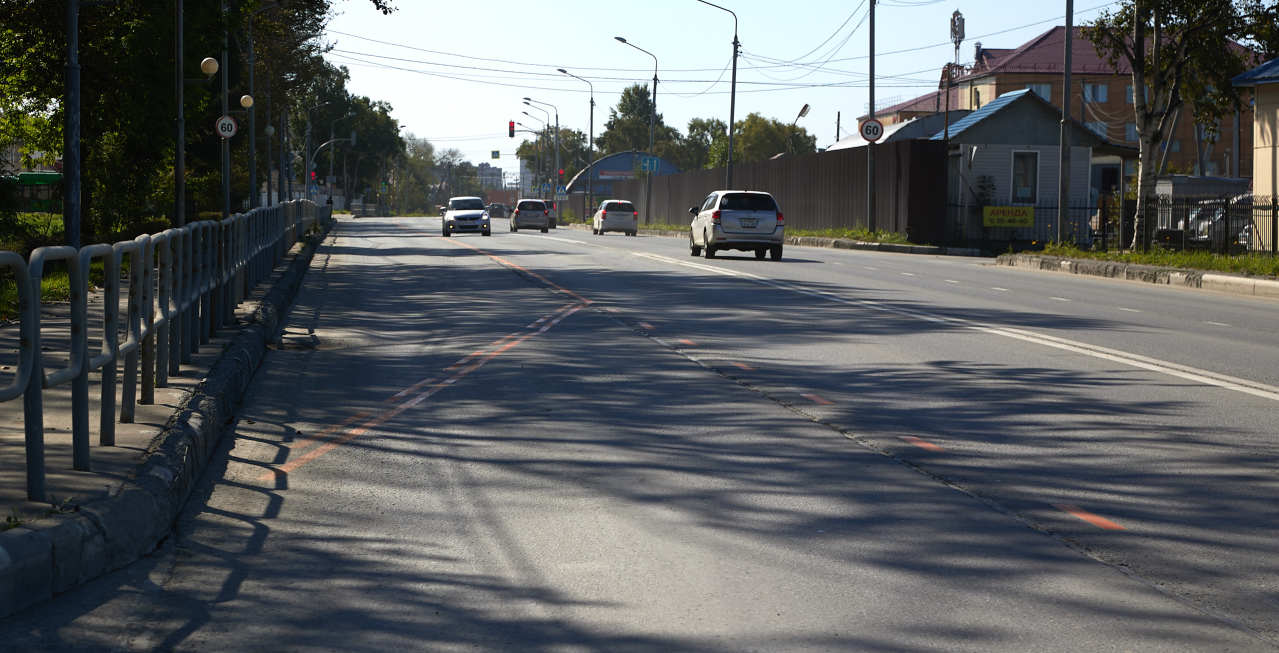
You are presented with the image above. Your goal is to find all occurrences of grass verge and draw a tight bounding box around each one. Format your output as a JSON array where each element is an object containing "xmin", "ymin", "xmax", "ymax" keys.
[{"xmin": 1042, "ymin": 243, "xmax": 1279, "ymax": 278}]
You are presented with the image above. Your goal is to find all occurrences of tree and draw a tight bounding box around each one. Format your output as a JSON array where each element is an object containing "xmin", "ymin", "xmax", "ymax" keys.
[
  {"xmin": 707, "ymin": 113, "xmax": 817, "ymax": 166},
  {"xmin": 595, "ymin": 84, "xmax": 678, "ymax": 156},
  {"xmin": 675, "ymin": 117, "xmax": 726, "ymax": 171},
  {"xmin": 1087, "ymin": 1, "xmax": 1253, "ymax": 249}
]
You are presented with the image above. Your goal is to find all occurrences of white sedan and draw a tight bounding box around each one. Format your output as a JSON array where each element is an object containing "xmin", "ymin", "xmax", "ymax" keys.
[{"xmin": 591, "ymin": 199, "xmax": 638, "ymax": 236}]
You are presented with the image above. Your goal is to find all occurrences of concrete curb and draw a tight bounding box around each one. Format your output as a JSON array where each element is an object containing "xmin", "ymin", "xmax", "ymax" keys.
[
  {"xmin": 0, "ymin": 221, "xmax": 333, "ymax": 618},
  {"xmin": 995, "ymin": 253, "xmax": 1279, "ymax": 300},
  {"xmin": 562, "ymin": 223, "xmax": 982, "ymax": 257}
]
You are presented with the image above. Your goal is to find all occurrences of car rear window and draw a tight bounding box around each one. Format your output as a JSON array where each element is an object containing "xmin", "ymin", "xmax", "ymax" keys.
[
  {"xmin": 719, "ymin": 193, "xmax": 778, "ymax": 211},
  {"xmin": 517, "ymin": 200, "xmax": 545, "ymax": 211},
  {"xmin": 608, "ymin": 202, "xmax": 636, "ymax": 213},
  {"xmin": 449, "ymin": 198, "xmax": 485, "ymax": 210}
]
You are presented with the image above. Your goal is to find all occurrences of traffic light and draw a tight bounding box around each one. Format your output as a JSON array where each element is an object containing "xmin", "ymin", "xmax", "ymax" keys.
[
  {"xmin": 508, "ymin": 120, "xmax": 515, "ymax": 137},
  {"xmin": 558, "ymin": 168, "xmax": 564, "ymax": 177}
]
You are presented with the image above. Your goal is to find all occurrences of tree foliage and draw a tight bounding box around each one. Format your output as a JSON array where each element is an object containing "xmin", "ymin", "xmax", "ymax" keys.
[{"xmin": 0, "ymin": 0, "xmax": 401, "ymax": 245}]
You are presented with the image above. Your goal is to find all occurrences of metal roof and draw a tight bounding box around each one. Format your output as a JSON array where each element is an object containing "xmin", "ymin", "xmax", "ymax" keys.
[
  {"xmin": 1233, "ymin": 56, "xmax": 1279, "ymax": 87},
  {"xmin": 929, "ymin": 89, "xmax": 1031, "ymax": 140}
]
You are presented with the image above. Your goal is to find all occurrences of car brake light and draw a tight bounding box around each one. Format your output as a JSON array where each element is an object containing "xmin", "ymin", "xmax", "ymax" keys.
[
  {"xmin": 601, "ymin": 210, "xmax": 607, "ymax": 216},
  {"xmin": 711, "ymin": 210, "xmax": 721, "ymax": 225},
  {"xmin": 633, "ymin": 211, "xmax": 638, "ymax": 216},
  {"xmin": 513, "ymin": 209, "xmax": 519, "ymax": 216},
  {"xmin": 544, "ymin": 210, "xmax": 549, "ymax": 216},
  {"xmin": 776, "ymin": 211, "xmax": 785, "ymax": 225}
]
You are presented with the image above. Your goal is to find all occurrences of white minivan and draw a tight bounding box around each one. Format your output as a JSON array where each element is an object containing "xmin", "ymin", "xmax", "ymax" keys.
[{"xmin": 688, "ymin": 190, "xmax": 784, "ymax": 260}]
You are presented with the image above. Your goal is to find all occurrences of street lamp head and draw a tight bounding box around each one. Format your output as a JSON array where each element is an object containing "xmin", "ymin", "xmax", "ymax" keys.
[
  {"xmin": 264, "ymin": 124, "xmax": 275, "ymax": 137},
  {"xmin": 557, "ymin": 68, "xmax": 568, "ymax": 74},
  {"xmin": 797, "ymin": 103, "xmax": 810, "ymax": 119},
  {"xmin": 614, "ymin": 36, "xmax": 627, "ymax": 43},
  {"xmin": 200, "ymin": 57, "xmax": 219, "ymax": 77},
  {"xmin": 522, "ymin": 96, "xmax": 532, "ymax": 101},
  {"xmin": 240, "ymin": 94, "xmax": 254, "ymax": 109}
]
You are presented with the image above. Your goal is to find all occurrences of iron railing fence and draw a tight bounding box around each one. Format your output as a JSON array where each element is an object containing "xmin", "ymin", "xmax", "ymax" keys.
[
  {"xmin": 2, "ymin": 199, "xmax": 331, "ymax": 501},
  {"xmin": 945, "ymin": 203, "xmax": 1096, "ymax": 251},
  {"xmin": 1093, "ymin": 195, "xmax": 1278, "ymax": 254}
]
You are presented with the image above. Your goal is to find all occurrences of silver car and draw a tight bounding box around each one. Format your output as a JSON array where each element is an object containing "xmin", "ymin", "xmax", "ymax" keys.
[
  {"xmin": 591, "ymin": 199, "xmax": 638, "ymax": 236},
  {"xmin": 688, "ymin": 190, "xmax": 784, "ymax": 260},
  {"xmin": 510, "ymin": 199, "xmax": 550, "ymax": 233}
]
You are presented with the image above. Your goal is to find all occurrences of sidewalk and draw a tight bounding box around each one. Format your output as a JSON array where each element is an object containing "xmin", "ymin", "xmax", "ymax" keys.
[{"xmin": 0, "ymin": 221, "xmax": 332, "ymax": 617}]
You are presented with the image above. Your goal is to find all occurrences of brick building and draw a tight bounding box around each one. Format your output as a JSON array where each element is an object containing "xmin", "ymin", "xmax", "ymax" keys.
[{"xmin": 871, "ymin": 26, "xmax": 1253, "ymax": 180}]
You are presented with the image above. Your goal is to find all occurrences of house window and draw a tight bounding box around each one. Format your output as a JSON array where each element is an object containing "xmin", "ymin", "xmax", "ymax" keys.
[
  {"xmin": 1083, "ymin": 83, "xmax": 1108, "ymax": 103},
  {"xmin": 1025, "ymin": 83, "xmax": 1051, "ymax": 101},
  {"xmin": 973, "ymin": 88, "xmax": 981, "ymax": 109},
  {"xmin": 1085, "ymin": 121, "xmax": 1108, "ymax": 138},
  {"xmin": 1011, "ymin": 151, "xmax": 1039, "ymax": 205},
  {"xmin": 1125, "ymin": 122, "xmax": 1139, "ymax": 142}
]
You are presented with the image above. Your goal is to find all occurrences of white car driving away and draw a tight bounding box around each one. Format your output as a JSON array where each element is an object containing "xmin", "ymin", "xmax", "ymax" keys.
[
  {"xmin": 591, "ymin": 199, "xmax": 638, "ymax": 236},
  {"xmin": 442, "ymin": 196, "xmax": 491, "ymax": 236},
  {"xmin": 689, "ymin": 190, "xmax": 784, "ymax": 260}
]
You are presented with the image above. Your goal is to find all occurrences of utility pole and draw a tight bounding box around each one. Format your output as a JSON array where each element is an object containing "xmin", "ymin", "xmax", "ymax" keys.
[
  {"xmin": 1058, "ymin": 0, "xmax": 1074, "ymax": 243},
  {"xmin": 867, "ymin": 0, "xmax": 876, "ymax": 232},
  {"xmin": 64, "ymin": 0, "xmax": 82, "ymax": 248},
  {"xmin": 174, "ymin": 0, "xmax": 185, "ymax": 226}
]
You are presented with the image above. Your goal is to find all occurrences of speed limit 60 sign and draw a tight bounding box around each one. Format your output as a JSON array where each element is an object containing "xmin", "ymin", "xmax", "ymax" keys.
[
  {"xmin": 216, "ymin": 115, "xmax": 238, "ymax": 139},
  {"xmin": 859, "ymin": 118, "xmax": 884, "ymax": 142}
]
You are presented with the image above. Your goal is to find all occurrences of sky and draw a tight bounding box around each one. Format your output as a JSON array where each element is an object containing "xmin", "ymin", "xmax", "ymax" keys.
[{"xmin": 322, "ymin": 0, "xmax": 1123, "ymax": 182}]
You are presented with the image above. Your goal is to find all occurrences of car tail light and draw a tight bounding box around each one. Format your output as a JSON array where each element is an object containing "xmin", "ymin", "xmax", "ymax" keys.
[
  {"xmin": 711, "ymin": 210, "xmax": 721, "ymax": 225},
  {"xmin": 513, "ymin": 209, "xmax": 520, "ymax": 216},
  {"xmin": 633, "ymin": 211, "xmax": 638, "ymax": 217},
  {"xmin": 544, "ymin": 210, "xmax": 549, "ymax": 216},
  {"xmin": 776, "ymin": 211, "xmax": 785, "ymax": 225},
  {"xmin": 601, "ymin": 210, "xmax": 607, "ymax": 216}
]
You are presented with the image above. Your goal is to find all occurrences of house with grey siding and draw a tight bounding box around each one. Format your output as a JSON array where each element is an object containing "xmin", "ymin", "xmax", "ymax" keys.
[{"xmin": 931, "ymin": 88, "xmax": 1132, "ymax": 244}]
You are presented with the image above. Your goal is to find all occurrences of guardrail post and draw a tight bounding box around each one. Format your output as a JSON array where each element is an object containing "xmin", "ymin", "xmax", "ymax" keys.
[
  {"xmin": 70, "ymin": 245, "xmax": 100, "ymax": 470},
  {"xmin": 139, "ymin": 234, "xmax": 156, "ymax": 403},
  {"xmin": 121, "ymin": 236, "xmax": 147, "ymax": 420},
  {"xmin": 157, "ymin": 231, "xmax": 175, "ymax": 383},
  {"xmin": 181, "ymin": 227, "xmax": 195, "ymax": 362},
  {"xmin": 199, "ymin": 223, "xmax": 212, "ymax": 344},
  {"xmin": 96, "ymin": 245, "xmax": 122, "ymax": 446}
]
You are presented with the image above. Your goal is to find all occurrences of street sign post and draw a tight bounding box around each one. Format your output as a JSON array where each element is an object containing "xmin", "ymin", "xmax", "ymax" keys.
[
  {"xmin": 859, "ymin": 118, "xmax": 884, "ymax": 143},
  {"xmin": 215, "ymin": 115, "xmax": 238, "ymax": 139}
]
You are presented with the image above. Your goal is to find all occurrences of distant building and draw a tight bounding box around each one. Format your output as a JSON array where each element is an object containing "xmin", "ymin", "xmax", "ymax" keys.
[
  {"xmin": 476, "ymin": 162, "xmax": 503, "ymax": 189},
  {"xmin": 868, "ymin": 26, "xmax": 1254, "ymax": 179}
]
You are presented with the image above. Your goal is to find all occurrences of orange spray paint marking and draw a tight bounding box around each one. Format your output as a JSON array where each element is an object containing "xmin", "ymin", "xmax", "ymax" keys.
[
  {"xmin": 900, "ymin": 436, "xmax": 944, "ymax": 452},
  {"xmin": 801, "ymin": 393, "xmax": 833, "ymax": 405},
  {"xmin": 678, "ymin": 338, "xmax": 696, "ymax": 346},
  {"xmin": 731, "ymin": 362, "xmax": 755, "ymax": 371},
  {"xmin": 1055, "ymin": 504, "xmax": 1127, "ymax": 531},
  {"xmin": 639, "ymin": 321, "xmax": 656, "ymax": 331}
]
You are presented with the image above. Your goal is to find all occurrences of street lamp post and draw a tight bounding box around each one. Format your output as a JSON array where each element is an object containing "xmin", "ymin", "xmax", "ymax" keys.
[
  {"xmin": 558, "ymin": 68, "xmax": 595, "ymax": 215},
  {"xmin": 694, "ymin": 0, "xmax": 739, "ymax": 188},
  {"xmin": 522, "ymin": 107, "xmax": 549, "ymax": 196},
  {"xmin": 518, "ymin": 119, "xmax": 542, "ymax": 195},
  {"xmin": 615, "ymin": 36, "xmax": 658, "ymax": 221},
  {"xmin": 304, "ymin": 101, "xmax": 332, "ymax": 201},
  {"xmin": 329, "ymin": 112, "xmax": 354, "ymax": 207},
  {"xmin": 246, "ymin": 2, "xmax": 279, "ymax": 209},
  {"xmin": 524, "ymin": 99, "xmax": 558, "ymax": 198}
]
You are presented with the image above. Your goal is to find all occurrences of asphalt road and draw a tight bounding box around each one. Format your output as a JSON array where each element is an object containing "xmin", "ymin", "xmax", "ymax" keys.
[{"xmin": 4, "ymin": 215, "xmax": 1278, "ymax": 651}]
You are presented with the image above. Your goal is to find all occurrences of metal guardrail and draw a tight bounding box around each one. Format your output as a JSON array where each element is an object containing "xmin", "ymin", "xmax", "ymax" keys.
[{"xmin": 5, "ymin": 199, "xmax": 332, "ymax": 501}]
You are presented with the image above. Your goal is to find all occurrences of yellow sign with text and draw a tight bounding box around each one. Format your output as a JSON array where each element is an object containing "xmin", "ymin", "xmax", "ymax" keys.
[{"xmin": 982, "ymin": 206, "xmax": 1035, "ymax": 228}]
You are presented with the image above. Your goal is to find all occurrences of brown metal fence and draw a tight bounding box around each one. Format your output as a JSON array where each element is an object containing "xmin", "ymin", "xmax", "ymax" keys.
[{"xmin": 600, "ymin": 140, "xmax": 948, "ymax": 243}]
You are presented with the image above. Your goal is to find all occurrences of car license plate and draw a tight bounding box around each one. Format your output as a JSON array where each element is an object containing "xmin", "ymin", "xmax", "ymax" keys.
[{"xmin": 741, "ymin": 218, "xmax": 757, "ymax": 227}]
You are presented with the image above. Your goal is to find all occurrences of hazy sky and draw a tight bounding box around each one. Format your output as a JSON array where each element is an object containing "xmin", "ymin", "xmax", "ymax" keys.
[{"xmin": 323, "ymin": 0, "xmax": 1121, "ymax": 178}]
